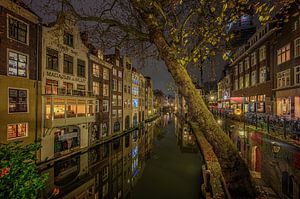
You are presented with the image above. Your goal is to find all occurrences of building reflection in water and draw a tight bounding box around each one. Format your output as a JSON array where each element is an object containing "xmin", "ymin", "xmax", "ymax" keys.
[
  {"xmin": 175, "ymin": 116, "xmax": 198, "ymax": 153},
  {"xmin": 40, "ymin": 120, "xmax": 158, "ymax": 199}
]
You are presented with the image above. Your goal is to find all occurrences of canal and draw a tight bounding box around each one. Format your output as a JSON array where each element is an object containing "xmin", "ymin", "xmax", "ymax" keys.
[{"xmin": 40, "ymin": 114, "xmax": 204, "ymax": 199}]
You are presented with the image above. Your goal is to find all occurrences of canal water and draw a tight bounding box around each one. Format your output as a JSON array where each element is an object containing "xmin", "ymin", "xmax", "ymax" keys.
[{"xmin": 40, "ymin": 114, "xmax": 203, "ymax": 199}]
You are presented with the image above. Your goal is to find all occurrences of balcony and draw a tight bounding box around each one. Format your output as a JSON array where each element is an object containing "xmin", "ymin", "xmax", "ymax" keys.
[{"xmin": 44, "ymin": 94, "xmax": 96, "ymax": 128}]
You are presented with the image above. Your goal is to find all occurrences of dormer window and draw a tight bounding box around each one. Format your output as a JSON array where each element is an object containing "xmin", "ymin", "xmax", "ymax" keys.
[{"xmin": 64, "ymin": 32, "xmax": 74, "ymax": 47}]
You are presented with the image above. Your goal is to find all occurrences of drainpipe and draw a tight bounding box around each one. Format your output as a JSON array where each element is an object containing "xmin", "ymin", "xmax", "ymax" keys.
[{"xmin": 35, "ymin": 23, "xmax": 40, "ymax": 144}]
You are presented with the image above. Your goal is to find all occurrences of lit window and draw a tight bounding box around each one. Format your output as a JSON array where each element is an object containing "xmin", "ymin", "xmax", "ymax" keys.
[
  {"xmin": 8, "ymin": 51, "xmax": 28, "ymax": 77},
  {"xmin": 93, "ymin": 63, "xmax": 100, "ymax": 77},
  {"xmin": 245, "ymin": 74, "xmax": 249, "ymax": 88},
  {"xmin": 77, "ymin": 100, "xmax": 86, "ymax": 117},
  {"xmin": 118, "ymin": 95, "xmax": 122, "ymax": 106},
  {"xmin": 8, "ymin": 17, "xmax": 28, "ymax": 44},
  {"xmin": 7, "ymin": 123, "xmax": 28, "ymax": 139},
  {"xmin": 8, "ymin": 88, "xmax": 28, "ymax": 113},
  {"xmin": 53, "ymin": 98, "xmax": 65, "ymax": 119},
  {"xmin": 118, "ymin": 81, "xmax": 122, "ymax": 92},
  {"xmin": 277, "ymin": 69, "xmax": 290, "ymax": 88},
  {"xmin": 112, "ymin": 95, "xmax": 117, "ymax": 106},
  {"xmin": 103, "ymin": 68, "xmax": 109, "ymax": 80},
  {"xmin": 103, "ymin": 84, "xmax": 109, "ymax": 96},
  {"xmin": 93, "ymin": 81, "xmax": 99, "ymax": 95},
  {"xmin": 66, "ymin": 99, "xmax": 76, "ymax": 118},
  {"xmin": 87, "ymin": 100, "xmax": 94, "ymax": 116},
  {"xmin": 45, "ymin": 79, "xmax": 58, "ymax": 94},
  {"xmin": 118, "ymin": 71, "xmax": 122, "ymax": 78},
  {"xmin": 113, "ymin": 79, "xmax": 117, "ymax": 91},
  {"xmin": 277, "ymin": 44, "xmax": 290, "ymax": 65}
]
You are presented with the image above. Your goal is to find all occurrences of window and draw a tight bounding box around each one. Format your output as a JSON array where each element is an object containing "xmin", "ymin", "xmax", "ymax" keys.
[
  {"xmin": 259, "ymin": 67, "xmax": 266, "ymax": 83},
  {"xmin": 87, "ymin": 100, "xmax": 94, "ymax": 116},
  {"xmin": 113, "ymin": 68, "xmax": 117, "ymax": 76},
  {"xmin": 118, "ymin": 109, "xmax": 122, "ymax": 118},
  {"xmin": 103, "ymin": 100, "xmax": 109, "ymax": 112},
  {"xmin": 239, "ymin": 77, "xmax": 243, "ymax": 89},
  {"xmin": 245, "ymin": 57, "xmax": 250, "ymax": 70},
  {"xmin": 103, "ymin": 68, "xmax": 109, "ymax": 80},
  {"xmin": 294, "ymin": 37, "xmax": 300, "ymax": 58},
  {"xmin": 113, "ymin": 79, "xmax": 117, "ymax": 91},
  {"xmin": 66, "ymin": 99, "xmax": 76, "ymax": 118},
  {"xmin": 118, "ymin": 81, "xmax": 122, "ymax": 92},
  {"xmin": 251, "ymin": 52, "xmax": 257, "ymax": 66},
  {"xmin": 93, "ymin": 63, "xmax": 100, "ymax": 77},
  {"xmin": 63, "ymin": 54, "xmax": 73, "ymax": 74},
  {"xmin": 112, "ymin": 110, "xmax": 117, "ymax": 118},
  {"xmin": 77, "ymin": 84, "xmax": 85, "ymax": 91},
  {"xmin": 63, "ymin": 82, "xmax": 73, "ymax": 95},
  {"xmin": 8, "ymin": 17, "xmax": 28, "ymax": 43},
  {"xmin": 93, "ymin": 81, "xmax": 99, "ymax": 95},
  {"xmin": 7, "ymin": 123, "xmax": 28, "ymax": 139},
  {"xmin": 53, "ymin": 98, "xmax": 65, "ymax": 119},
  {"xmin": 46, "ymin": 48, "xmax": 58, "ymax": 71},
  {"xmin": 259, "ymin": 46, "xmax": 266, "ymax": 61},
  {"xmin": 103, "ymin": 84, "xmax": 109, "ymax": 96},
  {"xmin": 245, "ymin": 74, "xmax": 249, "ymax": 88},
  {"xmin": 234, "ymin": 66, "xmax": 238, "ymax": 76},
  {"xmin": 112, "ymin": 95, "xmax": 117, "ymax": 106},
  {"xmin": 77, "ymin": 59, "xmax": 85, "ymax": 77},
  {"xmin": 77, "ymin": 100, "xmax": 86, "ymax": 117},
  {"xmin": 277, "ymin": 69, "xmax": 290, "ymax": 88},
  {"xmin": 45, "ymin": 79, "xmax": 58, "ymax": 94},
  {"xmin": 124, "ymin": 85, "xmax": 127, "ymax": 93},
  {"xmin": 295, "ymin": 66, "xmax": 300, "ymax": 85},
  {"xmin": 118, "ymin": 95, "xmax": 122, "ymax": 106},
  {"xmin": 277, "ymin": 44, "xmax": 290, "ymax": 65},
  {"xmin": 9, "ymin": 88, "xmax": 28, "ymax": 113},
  {"xmin": 118, "ymin": 71, "xmax": 122, "ymax": 78},
  {"xmin": 8, "ymin": 51, "xmax": 28, "ymax": 77},
  {"xmin": 239, "ymin": 62, "xmax": 243, "ymax": 73},
  {"xmin": 64, "ymin": 32, "xmax": 73, "ymax": 47},
  {"xmin": 96, "ymin": 100, "xmax": 99, "ymax": 113},
  {"xmin": 251, "ymin": 70, "xmax": 256, "ymax": 86}
]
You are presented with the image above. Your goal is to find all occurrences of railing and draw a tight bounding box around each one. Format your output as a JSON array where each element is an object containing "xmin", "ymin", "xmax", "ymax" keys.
[{"xmin": 212, "ymin": 110, "xmax": 300, "ymax": 140}]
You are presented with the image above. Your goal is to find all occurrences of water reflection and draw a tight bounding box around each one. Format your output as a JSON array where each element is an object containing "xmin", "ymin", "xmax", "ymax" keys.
[{"xmin": 40, "ymin": 119, "xmax": 159, "ymax": 199}]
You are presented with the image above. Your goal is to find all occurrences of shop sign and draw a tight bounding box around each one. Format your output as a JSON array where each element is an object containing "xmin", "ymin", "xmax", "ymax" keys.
[
  {"xmin": 250, "ymin": 132, "xmax": 263, "ymax": 145},
  {"xmin": 46, "ymin": 71, "xmax": 86, "ymax": 83}
]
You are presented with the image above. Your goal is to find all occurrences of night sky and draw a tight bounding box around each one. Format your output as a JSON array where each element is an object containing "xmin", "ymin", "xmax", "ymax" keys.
[{"xmin": 25, "ymin": 0, "xmax": 224, "ymax": 95}]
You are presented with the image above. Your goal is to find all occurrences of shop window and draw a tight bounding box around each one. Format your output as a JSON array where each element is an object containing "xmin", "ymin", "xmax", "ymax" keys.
[
  {"xmin": 8, "ymin": 88, "xmax": 28, "ymax": 113},
  {"xmin": 77, "ymin": 59, "xmax": 85, "ymax": 77},
  {"xmin": 46, "ymin": 48, "xmax": 58, "ymax": 71},
  {"xmin": 63, "ymin": 54, "xmax": 73, "ymax": 74},
  {"xmin": 277, "ymin": 44, "xmax": 290, "ymax": 65},
  {"xmin": 53, "ymin": 98, "xmax": 65, "ymax": 119},
  {"xmin": 66, "ymin": 99, "xmax": 76, "ymax": 118},
  {"xmin": 8, "ymin": 16, "xmax": 28, "ymax": 44},
  {"xmin": 8, "ymin": 51, "xmax": 28, "ymax": 77},
  {"xmin": 77, "ymin": 100, "xmax": 86, "ymax": 117},
  {"xmin": 7, "ymin": 123, "xmax": 28, "ymax": 139}
]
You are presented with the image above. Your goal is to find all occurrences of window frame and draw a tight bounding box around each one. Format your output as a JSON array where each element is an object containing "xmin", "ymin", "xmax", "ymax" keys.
[
  {"xmin": 8, "ymin": 87, "xmax": 29, "ymax": 114},
  {"xmin": 63, "ymin": 54, "xmax": 74, "ymax": 75},
  {"xmin": 7, "ymin": 49, "xmax": 29, "ymax": 78},
  {"xmin": 63, "ymin": 32, "xmax": 74, "ymax": 47},
  {"xmin": 46, "ymin": 48, "xmax": 59, "ymax": 71},
  {"xmin": 7, "ymin": 15, "xmax": 29, "ymax": 45},
  {"xmin": 7, "ymin": 122, "xmax": 28, "ymax": 140},
  {"xmin": 77, "ymin": 59, "xmax": 86, "ymax": 77},
  {"xmin": 294, "ymin": 66, "xmax": 300, "ymax": 85},
  {"xmin": 294, "ymin": 37, "xmax": 300, "ymax": 58}
]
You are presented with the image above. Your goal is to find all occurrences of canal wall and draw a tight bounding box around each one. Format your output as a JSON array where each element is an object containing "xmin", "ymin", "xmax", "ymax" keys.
[{"xmin": 177, "ymin": 114, "xmax": 228, "ymax": 199}]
